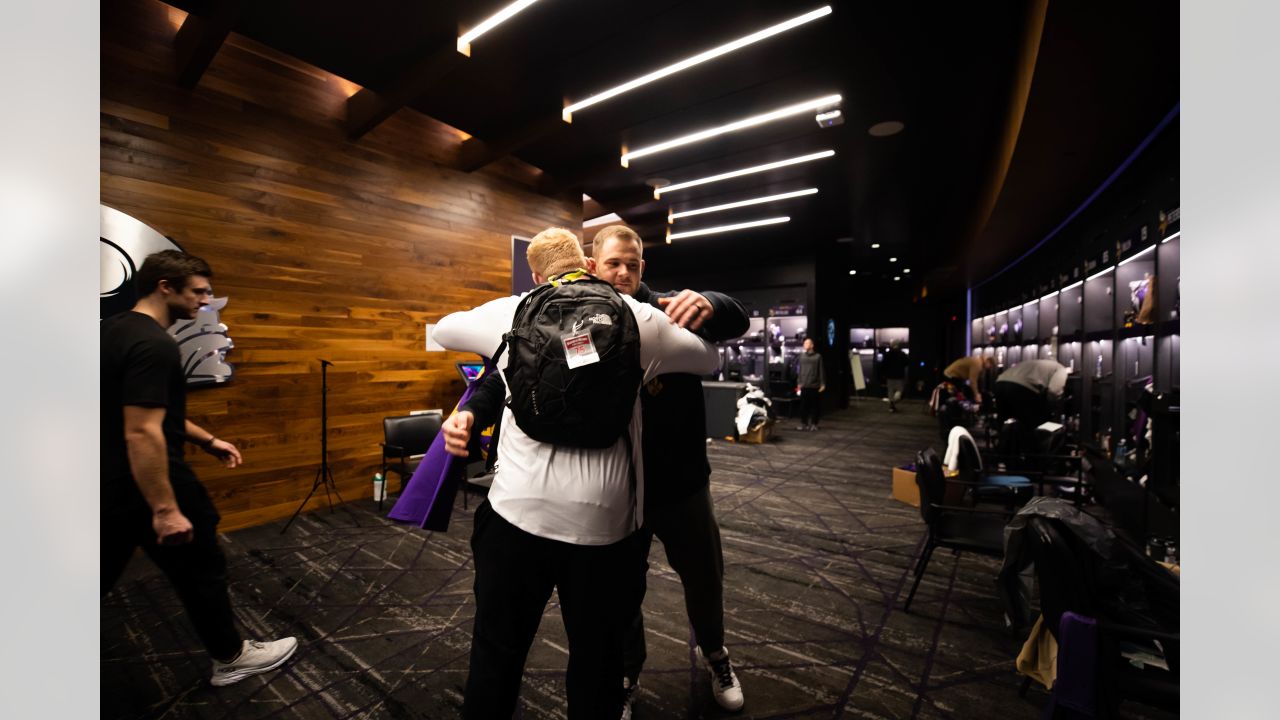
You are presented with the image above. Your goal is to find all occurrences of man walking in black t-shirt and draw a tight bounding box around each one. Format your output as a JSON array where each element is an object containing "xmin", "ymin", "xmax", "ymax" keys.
[
  {"xmin": 101, "ymin": 250, "xmax": 297, "ymax": 687},
  {"xmin": 880, "ymin": 340, "xmax": 908, "ymax": 413}
]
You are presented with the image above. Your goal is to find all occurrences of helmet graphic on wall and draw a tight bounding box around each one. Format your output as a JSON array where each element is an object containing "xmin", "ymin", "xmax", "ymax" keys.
[{"xmin": 100, "ymin": 205, "xmax": 235, "ymax": 387}]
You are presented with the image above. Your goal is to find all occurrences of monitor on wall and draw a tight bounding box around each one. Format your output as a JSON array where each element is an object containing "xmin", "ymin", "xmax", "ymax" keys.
[{"xmin": 456, "ymin": 362, "xmax": 485, "ymax": 384}]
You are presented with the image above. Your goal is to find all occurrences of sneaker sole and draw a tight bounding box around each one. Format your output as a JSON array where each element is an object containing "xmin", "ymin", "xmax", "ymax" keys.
[{"xmin": 210, "ymin": 643, "xmax": 298, "ymax": 687}]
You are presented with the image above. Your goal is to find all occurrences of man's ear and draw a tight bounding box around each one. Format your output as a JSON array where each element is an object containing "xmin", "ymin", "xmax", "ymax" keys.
[
  {"xmin": 638, "ymin": 258, "xmax": 646, "ymax": 278},
  {"xmin": 585, "ymin": 256, "xmax": 598, "ymax": 273},
  {"xmin": 531, "ymin": 271, "xmax": 545, "ymax": 285}
]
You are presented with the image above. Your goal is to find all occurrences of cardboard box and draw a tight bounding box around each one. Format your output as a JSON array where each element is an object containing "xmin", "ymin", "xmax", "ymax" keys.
[
  {"xmin": 740, "ymin": 418, "xmax": 774, "ymax": 444},
  {"xmin": 892, "ymin": 466, "xmax": 921, "ymax": 507},
  {"xmin": 892, "ymin": 465, "xmax": 966, "ymax": 507}
]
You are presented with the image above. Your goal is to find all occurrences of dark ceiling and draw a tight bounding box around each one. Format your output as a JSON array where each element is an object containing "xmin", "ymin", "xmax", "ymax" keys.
[{"xmin": 144, "ymin": 0, "xmax": 1178, "ymax": 299}]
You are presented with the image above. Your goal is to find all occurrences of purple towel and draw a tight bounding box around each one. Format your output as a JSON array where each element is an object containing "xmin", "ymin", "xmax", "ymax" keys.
[
  {"xmin": 1052, "ymin": 611, "xmax": 1098, "ymax": 717},
  {"xmin": 387, "ymin": 362, "xmax": 495, "ymax": 531}
]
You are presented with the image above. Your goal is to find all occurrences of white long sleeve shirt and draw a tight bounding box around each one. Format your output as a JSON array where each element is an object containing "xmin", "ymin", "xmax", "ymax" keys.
[{"xmin": 431, "ymin": 290, "xmax": 719, "ymax": 545}]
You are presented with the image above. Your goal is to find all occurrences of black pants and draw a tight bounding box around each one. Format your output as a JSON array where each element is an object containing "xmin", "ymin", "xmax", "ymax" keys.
[
  {"xmin": 623, "ymin": 485, "xmax": 726, "ymax": 682},
  {"xmin": 995, "ymin": 382, "xmax": 1049, "ymax": 452},
  {"xmin": 463, "ymin": 501, "xmax": 647, "ymax": 720},
  {"xmin": 101, "ymin": 473, "xmax": 242, "ymax": 661},
  {"xmin": 799, "ymin": 387, "xmax": 821, "ymax": 426}
]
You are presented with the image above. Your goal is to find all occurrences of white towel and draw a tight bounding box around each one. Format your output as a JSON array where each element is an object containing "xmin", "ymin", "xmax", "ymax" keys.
[{"xmin": 944, "ymin": 426, "xmax": 979, "ymax": 473}]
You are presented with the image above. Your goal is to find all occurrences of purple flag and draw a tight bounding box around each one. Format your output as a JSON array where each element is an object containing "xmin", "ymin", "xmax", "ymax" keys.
[{"xmin": 387, "ymin": 362, "xmax": 495, "ymax": 531}]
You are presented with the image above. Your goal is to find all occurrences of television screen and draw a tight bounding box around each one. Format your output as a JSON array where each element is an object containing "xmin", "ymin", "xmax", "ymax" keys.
[{"xmin": 456, "ymin": 362, "xmax": 485, "ymax": 384}]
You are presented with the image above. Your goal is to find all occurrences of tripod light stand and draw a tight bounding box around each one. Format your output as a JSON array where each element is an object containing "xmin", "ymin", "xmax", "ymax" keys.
[{"xmin": 282, "ymin": 359, "xmax": 345, "ymax": 533}]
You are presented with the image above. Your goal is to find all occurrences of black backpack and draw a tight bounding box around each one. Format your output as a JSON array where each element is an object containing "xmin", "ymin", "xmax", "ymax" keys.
[{"xmin": 493, "ymin": 271, "xmax": 642, "ymax": 448}]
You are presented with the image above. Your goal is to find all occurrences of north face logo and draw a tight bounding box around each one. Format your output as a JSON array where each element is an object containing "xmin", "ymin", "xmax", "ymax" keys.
[{"xmin": 589, "ymin": 314, "xmax": 613, "ymax": 326}]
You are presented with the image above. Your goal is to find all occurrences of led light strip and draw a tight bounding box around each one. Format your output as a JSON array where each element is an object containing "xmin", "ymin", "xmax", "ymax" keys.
[
  {"xmin": 666, "ymin": 216, "xmax": 789, "ymax": 242},
  {"xmin": 457, "ymin": 0, "xmax": 541, "ymax": 56},
  {"xmin": 1117, "ymin": 244, "xmax": 1156, "ymax": 266},
  {"xmin": 669, "ymin": 188, "xmax": 817, "ymax": 222},
  {"xmin": 621, "ymin": 94, "xmax": 841, "ymax": 167},
  {"xmin": 583, "ymin": 212, "xmax": 622, "ymax": 228},
  {"xmin": 1040, "ymin": 290, "xmax": 1060, "ymax": 302},
  {"xmin": 1161, "ymin": 231, "xmax": 1181, "ymax": 244},
  {"xmin": 655, "ymin": 149, "xmax": 835, "ymax": 197},
  {"xmin": 1085, "ymin": 266, "xmax": 1114, "ymax": 282},
  {"xmin": 562, "ymin": 6, "xmax": 833, "ymax": 122},
  {"xmin": 1060, "ymin": 280, "xmax": 1084, "ymax": 292}
]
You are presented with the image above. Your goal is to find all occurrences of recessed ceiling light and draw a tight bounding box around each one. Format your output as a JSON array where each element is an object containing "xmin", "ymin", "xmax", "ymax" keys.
[
  {"xmin": 870, "ymin": 243, "xmax": 880, "ymax": 249},
  {"xmin": 669, "ymin": 188, "xmax": 817, "ymax": 222},
  {"xmin": 561, "ymin": 5, "xmax": 833, "ymax": 122},
  {"xmin": 644, "ymin": 177, "xmax": 671, "ymax": 189},
  {"xmin": 903, "ymin": 268, "xmax": 911, "ymax": 274},
  {"xmin": 848, "ymin": 269, "xmax": 857, "ymax": 275},
  {"xmin": 457, "ymin": 0, "xmax": 542, "ymax": 56},
  {"xmin": 655, "ymin": 150, "xmax": 835, "ymax": 197},
  {"xmin": 666, "ymin": 216, "xmax": 790, "ymax": 241},
  {"xmin": 893, "ymin": 276, "xmax": 901, "ymax": 281},
  {"xmin": 622, "ymin": 94, "xmax": 841, "ymax": 167},
  {"xmin": 889, "ymin": 257, "xmax": 897, "ymax": 262},
  {"xmin": 868, "ymin": 120, "xmax": 905, "ymax": 137}
]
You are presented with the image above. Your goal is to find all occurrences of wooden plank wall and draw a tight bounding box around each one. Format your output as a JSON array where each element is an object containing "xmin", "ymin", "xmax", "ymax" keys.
[{"xmin": 102, "ymin": 0, "xmax": 581, "ymax": 530}]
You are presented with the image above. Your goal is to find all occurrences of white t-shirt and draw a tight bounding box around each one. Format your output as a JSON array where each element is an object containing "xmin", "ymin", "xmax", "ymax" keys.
[{"xmin": 431, "ymin": 289, "xmax": 719, "ymax": 545}]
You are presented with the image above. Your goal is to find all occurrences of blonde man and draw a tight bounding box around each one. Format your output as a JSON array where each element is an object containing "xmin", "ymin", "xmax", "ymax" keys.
[
  {"xmin": 432, "ymin": 226, "xmax": 720, "ymax": 719},
  {"xmin": 525, "ymin": 226, "xmax": 587, "ymax": 279}
]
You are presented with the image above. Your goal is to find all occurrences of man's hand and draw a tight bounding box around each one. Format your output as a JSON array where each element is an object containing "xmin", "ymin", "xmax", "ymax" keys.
[
  {"xmin": 657, "ymin": 290, "xmax": 714, "ymax": 330},
  {"xmin": 153, "ymin": 507, "xmax": 194, "ymax": 546},
  {"xmin": 203, "ymin": 438, "xmax": 242, "ymax": 468},
  {"xmin": 442, "ymin": 411, "xmax": 475, "ymax": 457}
]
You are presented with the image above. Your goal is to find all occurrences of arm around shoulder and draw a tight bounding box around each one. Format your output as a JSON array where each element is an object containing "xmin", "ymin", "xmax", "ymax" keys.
[
  {"xmin": 630, "ymin": 299, "xmax": 719, "ymax": 376},
  {"xmin": 432, "ymin": 296, "xmax": 519, "ymax": 357}
]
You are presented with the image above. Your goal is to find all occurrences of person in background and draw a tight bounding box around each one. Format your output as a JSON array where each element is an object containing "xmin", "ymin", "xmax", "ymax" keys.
[
  {"xmin": 432, "ymin": 227, "xmax": 721, "ymax": 720},
  {"xmin": 101, "ymin": 250, "xmax": 298, "ymax": 687},
  {"xmin": 796, "ymin": 338, "xmax": 826, "ymax": 431},
  {"xmin": 879, "ymin": 340, "xmax": 908, "ymax": 413},
  {"xmin": 994, "ymin": 358, "xmax": 1070, "ymax": 451},
  {"xmin": 942, "ymin": 354, "xmax": 996, "ymax": 405}
]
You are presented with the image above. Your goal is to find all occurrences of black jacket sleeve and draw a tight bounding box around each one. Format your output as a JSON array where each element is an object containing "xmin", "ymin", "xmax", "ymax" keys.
[
  {"xmin": 636, "ymin": 282, "xmax": 750, "ymax": 343},
  {"xmin": 460, "ymin": 371, "xmax": 506, "ymax": 429}
]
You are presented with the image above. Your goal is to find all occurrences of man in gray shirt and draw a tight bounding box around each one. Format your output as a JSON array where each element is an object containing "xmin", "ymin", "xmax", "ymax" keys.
[
  {"xmin": 795, "ymin": 338, "xmax": 826, "ymax": 431},
  {"xmin": 994, "ymin": 359, "xmax": 1069, "ymax": 448}
]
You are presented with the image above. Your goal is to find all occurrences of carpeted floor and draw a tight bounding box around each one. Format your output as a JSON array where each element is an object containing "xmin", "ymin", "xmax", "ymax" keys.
[{"xmin": 101, "ymin": 400, "xmax": 1170, "ymax": 719}]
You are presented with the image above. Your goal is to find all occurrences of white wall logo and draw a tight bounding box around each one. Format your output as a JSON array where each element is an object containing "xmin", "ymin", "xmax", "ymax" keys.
[{"xmin": 100, "ymin": 205, "xmax": 235, "ymax": 386}]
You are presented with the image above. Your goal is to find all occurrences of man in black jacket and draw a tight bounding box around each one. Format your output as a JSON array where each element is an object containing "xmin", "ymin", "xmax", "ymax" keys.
[{"xmin": 441, "ymin": 225, "xmax": 750, "ymax": 716}]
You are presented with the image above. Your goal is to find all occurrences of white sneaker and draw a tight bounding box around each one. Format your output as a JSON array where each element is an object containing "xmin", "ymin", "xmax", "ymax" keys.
[
  {"xmin": 620, "ymin": 677, "xmax": 639, "ymax": 720},
  {"xmin": 210, "ymin": 637, "xmax": 299, "ymax": 687},
  {"xmin": 699, "ymin": 646, "xmax": 744, "ymax": 711}
]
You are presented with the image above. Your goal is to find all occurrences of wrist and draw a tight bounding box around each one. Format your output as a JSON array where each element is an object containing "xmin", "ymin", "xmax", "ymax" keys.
[{"xmin": 200, "ymin": 436, "xmax": 217, "ymax": 449}]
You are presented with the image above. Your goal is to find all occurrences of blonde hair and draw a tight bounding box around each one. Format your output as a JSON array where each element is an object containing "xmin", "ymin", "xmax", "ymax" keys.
[
  {"xmin": 527, "ymin": 227, "xmax": 586, "ymax": 278},
  {"xmin": 591, "ymin": 225, "xmax": 643, "ymax": 258}
]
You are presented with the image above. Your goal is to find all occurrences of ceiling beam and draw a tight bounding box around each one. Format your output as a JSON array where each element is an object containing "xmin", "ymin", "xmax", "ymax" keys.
[
  {"xmin": 346, "ymin": 44, "xmax": 463, "ymax": 140},
  {"xmin": 453, "ymin": 112, "xmax": 566, "ymax": 173},
  {"xmin": 173, "ymin": 0, "xmax": 245, "ymax": 89}
]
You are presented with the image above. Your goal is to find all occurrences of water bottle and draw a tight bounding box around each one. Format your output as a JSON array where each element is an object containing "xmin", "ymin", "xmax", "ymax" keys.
[{"xmin": 373, "ymin": 472, "xmax": 385, "ymax": 502}]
